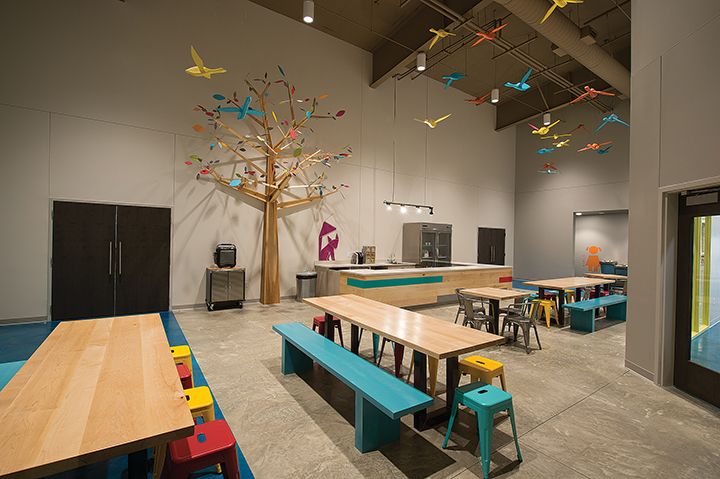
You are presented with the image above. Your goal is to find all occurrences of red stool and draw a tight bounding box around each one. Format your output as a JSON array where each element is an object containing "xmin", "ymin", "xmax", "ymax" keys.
[
  {"xmin": 176, "ymin": 364, "xmax": 192, "ymax": 390},
  {"xmin": 311, "ymin": 315, "xmax": 344, "ymax": 347},
  {"xmin": 166, "ymin": 419, "xmax": 240, "ymax": 479}
]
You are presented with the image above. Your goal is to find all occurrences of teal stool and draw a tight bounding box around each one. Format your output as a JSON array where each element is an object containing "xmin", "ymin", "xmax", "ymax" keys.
[{"xmin": 442, "ymin": 382, "xmax": 522, "ymax": 479}]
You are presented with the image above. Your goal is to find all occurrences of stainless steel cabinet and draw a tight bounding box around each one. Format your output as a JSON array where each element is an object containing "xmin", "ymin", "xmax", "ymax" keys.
[
  {"xmin": 402, "ymin": 223, "xmax": 452, "ymax": 266},
  {"xmin": 205, "ymin": 266, "xmax": 245, "ymax": 310}
]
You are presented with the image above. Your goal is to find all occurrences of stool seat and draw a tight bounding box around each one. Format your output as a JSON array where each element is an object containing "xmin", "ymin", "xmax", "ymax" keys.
[
  {"xmin": 459, "ymin": 355, "xmax": 507, "ymax": 391},
  {"xmin": 170, "ymin": 345, "xmax": 191, "ymax": 360},
  {"xmin": 313, "ymin": 315, "xmax": 340, "ymax": 324},
  {"xmin": 311, "ymin": 315, "xmax": 344, "ymax": 347},
  {"xmin": 460, "ymin": 355, "xmax": 502, "ymax": 373},
  {"xmin": 176, "ymin": 364, "xmax": 192, "ymax": 390},
  {"xmin": 460, "ymin": 382, "xmax": 512, "ymax": 409},
  {"xmin": 185, "ymin": 386, "xmax": 213, "ymax": 411},
  {"xmin": 167, "ymin": 419, "xmax": 240, "ymax": 479}
]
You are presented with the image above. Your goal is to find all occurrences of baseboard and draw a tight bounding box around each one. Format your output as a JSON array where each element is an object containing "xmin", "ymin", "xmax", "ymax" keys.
[
  {"xmin": 0, "ymin": 316, "xmax": 47, "ymax": 326},
  {"xmin": 625, "ymin": 359, "xmax": 656, "ymax": 382}
]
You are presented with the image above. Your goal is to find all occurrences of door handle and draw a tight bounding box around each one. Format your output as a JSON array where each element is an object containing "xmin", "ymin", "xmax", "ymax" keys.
[
  {"xmin": 109, "ymin": 241, "xmax": 113, "ymax": 276},
  {"xmin": 118, "ymin": 241, "xmax": 122, "ymax": 276}
]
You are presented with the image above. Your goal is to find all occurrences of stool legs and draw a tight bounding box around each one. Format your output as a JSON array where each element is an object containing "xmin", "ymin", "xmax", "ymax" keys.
[
  {"xmin": 441, "ymin": 393, "xmax": 461, "ymax": 449},
  {"xmin": 152, "ymin": 444, "xmax": 166, "ymax": 479},
  {"xmin": 508, "ymin": 404, "xmax": 523, "ymax": 463},
  {"xmin": 479, "ymin": 411, "xmax": 492, "ymax": 479}
]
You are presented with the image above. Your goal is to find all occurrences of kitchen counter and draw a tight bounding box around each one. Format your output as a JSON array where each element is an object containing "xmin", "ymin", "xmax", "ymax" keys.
[
  {"xmin": 314, "ymin": 261, "xmax": 415, "ymax": 269},
  {"xmin": 314, "ymin": 261, "xmax": 415, "ymax": 296},
  {"xmin": 344, "ymin": 263, "xmax": 509, "ymax": 277}
]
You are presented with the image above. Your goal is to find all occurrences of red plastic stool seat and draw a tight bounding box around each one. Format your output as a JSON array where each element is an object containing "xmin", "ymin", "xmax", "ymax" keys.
[
  {"xmin": 167, "ymin": 419, "xmax": 240, "ymax": 479},
  {"xmin": 311, "ymin": 315, "xmax": 344, "ymax": 347},
  {"xmin": 176, "ymin": 363, "xmax": 192, "ymax": 390}
]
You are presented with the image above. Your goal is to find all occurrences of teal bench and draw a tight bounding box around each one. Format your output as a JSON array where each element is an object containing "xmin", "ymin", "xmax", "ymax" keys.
[
  {"xmin": 0, "ymin": 360, "xmax": 26, "ymax": 391},
  {"xmin": 562, "ymin": 295, "xmax": 627, "ymax": 333},
  {"xmin": 272, "ymin": 322, "xmax": 433, "ymax": 452}
]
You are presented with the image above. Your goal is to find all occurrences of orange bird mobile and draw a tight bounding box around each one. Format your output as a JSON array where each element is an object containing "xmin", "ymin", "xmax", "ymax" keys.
[
  {"xmin": 578, "ymin": 141, "xmax": 612, "ymax": 152},
  {"xmin": 465, "ymin": 92, "xmax": 491, "ymax": 105},
  {"xmin": 471, "ymin": 23, "xmax": 508, "ymax": 46},
  {"xmin": 570, "ymin": 85, "xmax": 616, "ymax": 104}
]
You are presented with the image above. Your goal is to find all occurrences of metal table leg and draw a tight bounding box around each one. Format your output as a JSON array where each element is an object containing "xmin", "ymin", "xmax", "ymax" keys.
[
  {"xmin": 489, "ymin": 299, "xmax": 501, "ymax": 334},
  {"xmin": 350, "ymin": 324, "xmax": 359, "ymax": 354},
  {"xmin": 127, "ymin": 449, "xmax": 147, "ymax": 479},
  {"xmin": 324, "ymin": 312, "xmax": 334, "ymax": 342},
  {"xmin": 412, "ymin": 351, "xmax": 427, "ymax": 429}
]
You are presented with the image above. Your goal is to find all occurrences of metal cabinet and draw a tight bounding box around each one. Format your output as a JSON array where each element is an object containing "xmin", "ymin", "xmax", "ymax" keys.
[
  {"xmin": 205, "ymin": 266, "xmax": 245, "ymax": 311},
  {"xmin": 402, "ymin": 223, "xmax": 452, "ymax": 266}
]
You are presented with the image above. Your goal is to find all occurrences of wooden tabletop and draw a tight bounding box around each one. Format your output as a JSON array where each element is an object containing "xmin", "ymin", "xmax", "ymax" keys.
[
  {"xmin": 461, "ymin": 287, "xmax": 530, "ymax": 301},
  {"xmin": 0, "ymin": 314, "xmax": 195, "ymax": 479},
  {"xmin": 585, "ymin": 273, "xmax": 628, "ymax": 281},
  {"xmin": 524, "ymin": 276, "xmax": 615, "ymax": 290},
  {"xmin": 304, "ymin": 294, "xmax": 505, "ymax": 359}
]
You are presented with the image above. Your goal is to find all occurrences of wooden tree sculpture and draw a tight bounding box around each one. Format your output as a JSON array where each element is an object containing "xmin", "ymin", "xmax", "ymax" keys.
[{"xmin": 186, "ymin": 66, "xmax": 350, "ymax": 304}]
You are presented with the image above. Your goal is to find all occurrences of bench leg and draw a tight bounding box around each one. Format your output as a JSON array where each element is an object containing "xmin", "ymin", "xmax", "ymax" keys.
[
  {"xmin": 606, "ymin": 302, "xmax": 627, "ymax": 321},
  {"xmin": 281, "ymin": 339, "xmax": 312, "ymax": 375},
  {"xmin": 569, "ymin": 309, "xmax": 596, "ymax": 333},
  {"xmin": 355, "ymin": 394, "xmax": 400, "ymax": 453}
]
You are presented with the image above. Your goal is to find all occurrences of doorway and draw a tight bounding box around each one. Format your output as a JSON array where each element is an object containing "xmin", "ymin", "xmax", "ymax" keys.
[
  {"xmin": 51, "ymin": 201, "xmax": 171, "ymax": 320},
  {"xmin": 477, "ymin": 227, "xmax": 505, "ymax": 265},
  {"xmin": 675, "ymin": 190, "xmax": 720, "ymax": 406}
]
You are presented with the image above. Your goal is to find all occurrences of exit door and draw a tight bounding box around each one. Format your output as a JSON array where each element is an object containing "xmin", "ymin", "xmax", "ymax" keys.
[{"xmin": 477, "ymin": 227, "xmax": 505, "ymax": 265}]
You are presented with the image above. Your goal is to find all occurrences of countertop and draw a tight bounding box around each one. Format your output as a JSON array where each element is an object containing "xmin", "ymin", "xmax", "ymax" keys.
[
  {"xmin": 341, "ymin": 263, "xmax": 511, "ymax": 277},
  {"xmin": 314, "ymin": 261, "xmax": 415, "ymax": 269}
]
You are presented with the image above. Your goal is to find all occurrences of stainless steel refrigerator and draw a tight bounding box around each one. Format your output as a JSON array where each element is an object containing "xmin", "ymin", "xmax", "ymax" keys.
[{"xmin": 402, "ymin": 223, "xmax": 452, "ymax": 267}]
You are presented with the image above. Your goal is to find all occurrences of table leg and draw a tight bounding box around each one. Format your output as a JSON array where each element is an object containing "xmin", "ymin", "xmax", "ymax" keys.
[
  {"xmin": 575, "ymin": 288, "xmax": 583, "ymax": 302},
  {"xmin": 413, "ymin": 350, "xmax": 427, "ymax": 429},
  {"xmin": 350, "ymin": 324, "xmax": 359, "ymax": 355},
  {"xmin": 128, "ymin": 449, "xmax": 147, "ymax": 479},
  {"xmin": 324, "ymin": 312, "xmax": 334, "ymax": 342},
  {"xmin": 489, "ymin": 299, "xmax": 501, "ymax": 334},
  {"xmin": 594, "ymin": 285, "xmax": 602, "ymax": 316},
  {"xmin": 445, "ymin": 356, "xmax": 459, "ymax": 415},
  {"xmin": 393, "ymin": 343, "xmax": 405, "ymax": 377},
  {"xmin": 557, "ymin": 290, "xmax": 566, "ymax": 326},
  {"xmin": 152, "ymin": 444, "xmax": 166, "ymax": 479}
]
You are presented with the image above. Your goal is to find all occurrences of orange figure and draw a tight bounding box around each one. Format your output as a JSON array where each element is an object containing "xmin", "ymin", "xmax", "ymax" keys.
[{"xmin": 585, "ymin": 245, "xmax": 602, "ymax": 273}]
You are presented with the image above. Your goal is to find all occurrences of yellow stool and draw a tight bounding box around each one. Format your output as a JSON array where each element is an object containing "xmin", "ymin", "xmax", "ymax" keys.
[
  {"xmin": 183, "ymin": 386, "xmax": 221, "ymax": 474},
  {"xmin": 459, "ymin": 355, "xmax": 507, "ymax": 391},
  {"xmin": 171, "ymin": 345, "xmax": 193, "ymax": 386},
  {"xmin": 531, "ymin": 299, "xmax": 560, "ymax": 328},
  {"xmin": 565, "ymin": 289, "xmax": 575, "ymax": 304}
]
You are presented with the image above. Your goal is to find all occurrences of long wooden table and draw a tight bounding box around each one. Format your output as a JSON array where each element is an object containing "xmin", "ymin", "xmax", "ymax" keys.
[
  {"xmin": 524, "ymin": 277, "xmax": 615, "ymax": 325},
  {"xmin": 0, "ymin": 314, "xmax": 195, "ymax": 479},
  {"xmin": 303, "ymin": 294, "xmax": 504, "ymax": 429},
  {"xmin": 461, "ymin": 287, "xmax": 531, "ymax": 333}
]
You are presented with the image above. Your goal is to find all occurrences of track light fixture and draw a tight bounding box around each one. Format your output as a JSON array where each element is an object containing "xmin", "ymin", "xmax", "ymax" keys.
[
  {"xmin": 416, "ymin": 52, "xmax": 426, "ymax": 71},
  {"xmin": 383, "ymin": 200, "xmax": 434, "ymax": 215},
  {"xmin": 491, "ymin": 88, "xmax": 499, "ymax": 104},
  {"xmin": 302, "ymin": 0, "xmax": 314, "ymax": 23}
]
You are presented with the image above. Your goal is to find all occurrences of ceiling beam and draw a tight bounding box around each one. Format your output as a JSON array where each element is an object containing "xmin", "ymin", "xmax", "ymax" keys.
[{"xmin": 370, "ymin": 0, "xmax": 487, "ymax": 88}]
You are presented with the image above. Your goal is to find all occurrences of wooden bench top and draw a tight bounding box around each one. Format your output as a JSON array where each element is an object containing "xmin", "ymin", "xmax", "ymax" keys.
[
  {"xmin": 563, "ymin": 295, "xmax": 628, "ymax": 311},
  {"xmin": 273, "ymin": 322, "xmax": 433, "ymax": 419},
  {"xmin": 0, "ymin": 315, "xmax": 195, "ymax": 479}
]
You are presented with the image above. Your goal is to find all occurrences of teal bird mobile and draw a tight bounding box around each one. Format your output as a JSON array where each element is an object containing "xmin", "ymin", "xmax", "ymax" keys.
[
  {"xmin": 217, "ymin": 95, "xmax": 265, "ymax": 120},
  {"xmin": 504, "ymin": 68, "xmax": 532, "ymax": 92},
  {"xmin": 596, "ymin": 113, "xmax": 630, "ymax": 131},
  {"xmin": 537, "ymin": 147, "xmax": 556, "ymax": 155},
  {"xmin": 442, "ymin": 72, "xmax": 466, "ymax": 89},
  {"xmin": 597, "ymin": 145, "xmax": 613, "ymax": 155}
]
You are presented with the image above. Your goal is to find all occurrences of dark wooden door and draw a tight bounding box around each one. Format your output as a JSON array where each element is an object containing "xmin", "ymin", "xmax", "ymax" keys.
[
  {"xmin": 51, "ymin": 201, "xmax": 116, "ymax": 320},
  {"xmin": 115, "ymin": 205, "xmax": 171, "ymax": 315},
  {"xmin": 477, "ymin": 227, "xmax": 506, "ymax": 265}
]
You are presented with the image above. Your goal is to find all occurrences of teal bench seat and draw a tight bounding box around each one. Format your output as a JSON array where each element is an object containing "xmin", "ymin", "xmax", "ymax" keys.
[
  {"xmin": 272, "ymin": 322, "xmax": 433, "ymax": 452},
  {"xmin": 562, "ymin": 295, "xmax": 627, "ymax": 333},
  {"xmin": 0, "ymin": 360, "xmax": 26, "ymax": 391}
]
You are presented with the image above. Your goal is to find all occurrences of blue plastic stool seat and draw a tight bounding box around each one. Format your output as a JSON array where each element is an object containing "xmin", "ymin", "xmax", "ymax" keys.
[{"xmin": 442, "ymin": 382, "xmax": 522, "ymax": 479}]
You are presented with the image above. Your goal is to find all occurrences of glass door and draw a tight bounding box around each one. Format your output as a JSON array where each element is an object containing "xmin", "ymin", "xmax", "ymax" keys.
[
  {"xmin": 421, "ymin": 231, "xmax": 436, "ymax": 266},
  {"xmin": 437, "ymin": 232, "xmax": 451, "ymax": 265},
  {"xmin": 675, "ymin": 192, "xmax": 720, "ymax": 406}
]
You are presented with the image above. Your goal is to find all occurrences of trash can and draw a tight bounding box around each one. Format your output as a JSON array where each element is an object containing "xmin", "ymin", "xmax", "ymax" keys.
[
  {"xmin": 614, "ymin": 264, "xmax": 628, "ymax": 276},
  {"xmin": 296, "ymin": 271, "xmax": 317, "ymax": 301},
  {"xmin": 600, "ymin": 261, "xmax": 617, "ymax": 274}
]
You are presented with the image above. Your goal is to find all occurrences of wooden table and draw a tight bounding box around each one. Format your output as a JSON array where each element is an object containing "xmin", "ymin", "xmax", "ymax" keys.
[
  {"xmin": 0, "ymin": 314, "xmax": 195, "ymax": 479},
  {"xmin": 461, "ymin": 287, "xmax": 531, "ymax": 334},
  {"xmin": 524, "ymin": 277, "xmax": 615, "ymax": 325},
  {"xmin": 303, "ymin": 294, "xmax": 504, "ymax": 430}
]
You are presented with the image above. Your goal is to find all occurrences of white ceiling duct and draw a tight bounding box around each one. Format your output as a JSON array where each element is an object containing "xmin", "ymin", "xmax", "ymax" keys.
[{"xmin": 494, "ymin": 0, "xmax": 630, "ymax": 97}]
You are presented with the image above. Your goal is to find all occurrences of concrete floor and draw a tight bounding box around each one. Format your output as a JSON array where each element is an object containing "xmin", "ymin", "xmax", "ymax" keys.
[{"xmin": 175, "ymin": 301, "xmax": 720, "ymax": 479}]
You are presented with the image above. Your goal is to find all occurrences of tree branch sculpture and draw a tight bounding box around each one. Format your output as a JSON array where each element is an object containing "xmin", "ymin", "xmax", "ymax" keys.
[{"xmin": 185, "ymin": 66, "xmax": 350, "ymax": 304}]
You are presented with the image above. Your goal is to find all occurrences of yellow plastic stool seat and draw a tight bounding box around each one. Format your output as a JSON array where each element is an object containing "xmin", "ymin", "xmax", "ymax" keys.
[
  {"xmin": 459, "ymin": 355, "xmax": 507, "ymax": 391},
  {"xmin": 170, "ymin": 345, "xmax": 193, "ymax": 386}
]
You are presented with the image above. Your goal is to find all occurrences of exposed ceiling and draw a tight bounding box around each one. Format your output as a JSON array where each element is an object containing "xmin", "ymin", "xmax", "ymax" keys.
[{"xmin": 249, "ymin": 0, "xmax": 631, "ymax": 129}]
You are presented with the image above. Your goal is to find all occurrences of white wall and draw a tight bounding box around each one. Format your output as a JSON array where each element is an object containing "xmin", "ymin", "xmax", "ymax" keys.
[
  {"xmin": 513, "ymin": 101, "xmax": 630, "ymax": 280},
  {"xmin": 628, "ymin": 1, "xmax": 720, "ymax": 381},
  {"xmin": 573, "ymin": 212, "xmax": 628, "ymax": 275},
  {"xmin": 0, "ymin": 0, "xmax": 515, "ymax": 318}
]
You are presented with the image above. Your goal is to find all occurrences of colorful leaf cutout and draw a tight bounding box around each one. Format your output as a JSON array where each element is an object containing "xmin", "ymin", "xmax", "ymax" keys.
[
  {"xmin": 336, "ymin": 110, "xmax": 346, "ymax": 117},
  {"xmin": 229, "ymin": 179, "xmax": 242, "ymax": 187},
  {"xmin": 293, "ymin": 148, "xmax": 302, "ymax": 157},
  {"xmin": 200, "ymin": 169, "xmax": 210, "ymax": 175},
  {"xmin": 271, "ymin": 111, "xmax": 278, "ymax": 123},
  {"xmin": 306, "ymin": 111, "xmax": 312, "ymax": 119},
  {"xmin": 278, "ymin": 65, "xmax": 285, "ymax": 77},
  {"xmin": 190, "ymin": 154, "xmax": 201, "ymax": 161},
  {"xmin": 318, "ymin": 94, "xmax": 329, "ymax": 100},
  {"xmin": 184, "ymin": 161, "xmax": 193, "ymax": 165},
  {"xmin": 192, "ymin": 124, "xmax": 205, "ymax": 132},
  {"xmin": 212, "ymin": 94, "xmax": 225, "ymax": 101},
  {"xmin": 290, "ymin": 128, "xmax": 296, "ymax": 140},
  {"xmin": 291, "ymin": 85, "xmax": 295, "ymax": 95}
]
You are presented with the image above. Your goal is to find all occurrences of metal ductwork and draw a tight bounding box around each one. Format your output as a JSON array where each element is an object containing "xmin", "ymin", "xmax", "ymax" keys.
[{"xmin": 494, "ymin": 0, "xmax": 630, "ymax": 97}]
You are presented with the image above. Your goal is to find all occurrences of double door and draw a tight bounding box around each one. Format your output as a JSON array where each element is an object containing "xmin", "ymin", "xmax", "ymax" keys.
[
  {"xmin": 421, "ymin": 231, "xmax": 452, "ymax": 266},
  {"xmin": 51, "ymin": 201, "xmax": 171, "ymax": 320},
  {"xmin": 477, "ymin": 227, "xmax": 506, "ymax": 265}
]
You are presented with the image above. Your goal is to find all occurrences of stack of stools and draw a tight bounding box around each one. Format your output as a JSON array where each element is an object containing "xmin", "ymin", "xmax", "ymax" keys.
[
  {"xmin": 176, "ymin": 364, "xmax": 192, "ymax": 390},
  {"xmin": 443, "ymin": 382, "xmax": 522, "ymax": 479},
  {"xmin": 166, "ymin": 419, "xmax": 240, "ymax": 479},
  {"xmin": 171, "ymin": 345, "xmax": 193, "ymax": 386},
  {"xmin": 459, "ymin": 355, "xmax": 507, "ymax": 391},
  {"xmin": 311, "ymin": 315, "xmax": 344, "ymax": 347}
]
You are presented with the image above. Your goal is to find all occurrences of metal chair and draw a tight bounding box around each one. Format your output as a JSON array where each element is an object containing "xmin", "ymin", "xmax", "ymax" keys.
[
  {"xmin": 462, "ymin": 297, "xmax": 495, "ymax": 333},
  {"xmin": 500, "ymin": 302, "xmax": 542, "ymax": 354}
]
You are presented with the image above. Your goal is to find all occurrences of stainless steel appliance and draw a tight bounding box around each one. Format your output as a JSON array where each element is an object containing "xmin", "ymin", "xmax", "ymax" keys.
[
  {"xmin": 205, "ymin": 266, "xmax": 245, "ymax": 311},
  {"xmin": 402, "ymin": 223, "xmax": 452, "ymax": 267}
]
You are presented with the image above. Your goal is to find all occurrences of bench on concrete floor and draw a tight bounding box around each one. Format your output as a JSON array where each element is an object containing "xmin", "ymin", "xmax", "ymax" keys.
[
  {"xmin": 272, "ymin": 322, "xmax": 433, "ymax": 452},
  {"xmin": 562, "ymin": 295, "xmax": 627, "ymax": 333}
]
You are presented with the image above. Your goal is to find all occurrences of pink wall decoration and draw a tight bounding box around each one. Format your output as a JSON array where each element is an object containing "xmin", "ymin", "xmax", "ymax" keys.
[{"xmin": 319, "ymin": 222, "xmax": 339, "ymax": 261}]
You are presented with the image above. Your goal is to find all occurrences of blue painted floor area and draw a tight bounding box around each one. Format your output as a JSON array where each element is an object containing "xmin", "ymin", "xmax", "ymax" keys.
[
  {"xmin": 512, "ymin": 279, "xmax": 536, "ymax": 291},
  {"xmin": 0, "ymin": 312, "xmax": 254, "ymax": 479},
  {"xmin": 691, "ymin": 321, "xmax": 720, "ymax": 374}
]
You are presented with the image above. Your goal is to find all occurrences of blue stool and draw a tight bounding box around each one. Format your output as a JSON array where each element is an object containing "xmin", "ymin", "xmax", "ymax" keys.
[{"xmin": 442, "ymin": 382, "xmax": 522, "ymax": 479}]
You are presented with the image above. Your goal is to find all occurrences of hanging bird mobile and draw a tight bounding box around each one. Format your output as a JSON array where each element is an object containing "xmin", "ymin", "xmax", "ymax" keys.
[
  {"xmin": 504, "ymin": 68, "xmax": 533, "ymax": 92},
  {"xmin": 185, "ymin": 46, "xmax": 227, "ymax": 79},
  {"xmin": 538, "ymin": 162, "xmax": 560, "ymax": 174},
  {"xmin": 570, "ymin": 85, "xmax": 616, "ymax": 104},
  {"xmin": 595, "ymin": 113, "xmax": 630, "ymax": 131},
  {"xmin": 529, "ymin": 119, "xmax": 561, "ymax": 136},
  {"xmin": 540, "ymin": 0, "xmax": 584, "ymax": 24},
  {"xmin": 553, "ymin": 139, "xmax": 571, "ymax": 148},
  {"xmin": 541, "ymin": 132, "xmax": 571, "ymax": 140},
  {"xmin": 414, "ymin": 114, "xmax": 452, "ymax": 128},
  {"xmin": 578, "ymin": 141, "xmax": 612, "ymax": 152},
  {"xmin": 442, "ymin": 72, "xmax": 466, "ymax": 89},
  {"xmin": 466, "ymin": 92, "xmax": 491, "ymax": 105},
  {"xmin": 471, "ymin": 23, "xmax": 508, "ymax": 47},
  {"xmin": 597, "ymin": 145, "xmax": 613, "ymax": 155},
  {"xmin": 537, "ymin": 147, "xmax": 556, "ymax": 155},
  {"xmin": 428, "ymin": 28, "xmax": 456, "ymax": 49}
]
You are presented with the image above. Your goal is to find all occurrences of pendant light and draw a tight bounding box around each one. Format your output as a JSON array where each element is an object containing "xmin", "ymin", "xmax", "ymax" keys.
[
  {"xmin": 543, "ymin": 112, "xmax": 551, "ymax": 126},
  {"xmin": 491, "ymin": 88, "xmax": 500, "ymax": 103},
  {"xmin": 302, "ymin": 0, "xmax": 314, "ymax": 23},
  {"xmin": 416, "ymin": 52, "xmax": 426, "ymax": 71}
]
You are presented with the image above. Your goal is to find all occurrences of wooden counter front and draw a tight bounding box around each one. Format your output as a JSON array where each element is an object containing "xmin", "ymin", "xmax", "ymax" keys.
[{"xmin": 338, "ymin": 265, "xmax": 513, "ymax": 307}]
